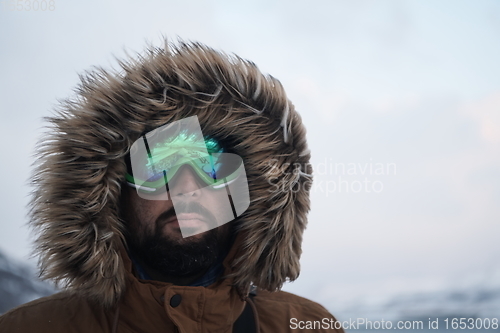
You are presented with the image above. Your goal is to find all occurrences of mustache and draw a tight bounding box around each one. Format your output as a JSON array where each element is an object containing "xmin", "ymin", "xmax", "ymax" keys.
[{"xmin": 155, "ymin": 201, "xmax": 218, "ymax": 230}]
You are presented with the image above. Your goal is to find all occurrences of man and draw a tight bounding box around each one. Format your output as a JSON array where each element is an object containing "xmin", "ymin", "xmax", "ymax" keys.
[{"xmin": 0, "ymin": 41, "xmax": 343, "ymax": 332}]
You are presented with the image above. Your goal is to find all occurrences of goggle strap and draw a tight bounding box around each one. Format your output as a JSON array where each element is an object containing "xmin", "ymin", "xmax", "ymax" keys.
[
  {"xmin": 211, "ymin": 176, "xmax": 237, "ymax": 189},
  {"xmin": 222, "ymin": 177, "xmax": 237, "ymax": 219},
  {"xmin": 126, "ymin": 181, "xmax": 157, "ymax": 193},
  {"xmin": 143, "ymin": 135, "xmax": 159, "ymax": 176},
  {"xmin": 143, "ymin": 135, "xmax": 153, "ymax": 159},
  {"xmin": 162, "ymin": 170, "xmax": 170, "ymax": 200}
]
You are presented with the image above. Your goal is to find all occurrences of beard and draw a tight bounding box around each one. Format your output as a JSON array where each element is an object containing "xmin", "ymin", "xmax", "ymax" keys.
[{"xmin": 125, "ymin": 200, "xmax": 232, "ymax": 277}]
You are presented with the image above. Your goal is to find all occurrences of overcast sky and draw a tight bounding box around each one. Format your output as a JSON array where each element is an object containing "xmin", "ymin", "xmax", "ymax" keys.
[{"xmin": 1, "ymin": 0, "xmax": 499, "ymax": 318}]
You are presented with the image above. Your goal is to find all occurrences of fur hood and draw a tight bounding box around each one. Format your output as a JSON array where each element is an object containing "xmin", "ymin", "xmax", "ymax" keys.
[{"xmin": 30, "ymin": 41, "xmax": 313, "ymax": 307}]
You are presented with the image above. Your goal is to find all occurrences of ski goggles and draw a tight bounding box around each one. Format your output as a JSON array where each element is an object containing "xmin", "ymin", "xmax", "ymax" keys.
[
  {"xmin": 126, "ymin": 152, "xmax": 244, "ymax": 194},
  {"xmin": 126, "ymin": 116, "xmax": 250, "ymax": 237}
]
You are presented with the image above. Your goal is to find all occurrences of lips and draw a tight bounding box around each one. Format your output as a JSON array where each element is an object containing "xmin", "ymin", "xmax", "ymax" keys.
[{"xmin": 165, "ymin": 213, "xmax": 207, "ymax": 229}]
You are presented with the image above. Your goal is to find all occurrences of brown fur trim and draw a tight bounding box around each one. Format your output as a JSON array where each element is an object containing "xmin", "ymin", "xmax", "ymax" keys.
[{"xmin": 29, "ymin": 40, "xmax": 313, "ymax": 306}]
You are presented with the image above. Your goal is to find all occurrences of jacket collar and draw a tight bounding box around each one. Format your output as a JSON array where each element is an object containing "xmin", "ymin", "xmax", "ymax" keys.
[{"xmin": 116, "ymin": 240, "xmax": 247, "ymax": 332}]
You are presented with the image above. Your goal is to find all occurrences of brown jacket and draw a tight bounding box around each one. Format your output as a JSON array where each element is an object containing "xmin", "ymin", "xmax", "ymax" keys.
[
  {"xmin": 0, "ymin": 41, "xmax": 343, "ymax": 332},
  {"xmin": 0, "ymin": 243, "xmax": 342, "ymax": 332}
]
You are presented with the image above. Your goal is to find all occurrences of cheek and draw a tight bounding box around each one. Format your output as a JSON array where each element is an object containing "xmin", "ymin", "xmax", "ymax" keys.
[
  {"xmin": 133, "ymin": 199, "xmax": 163, "ymax": 231},
  {"xmin": 123, "ymin": 191, "xmax": 164, "ymax": 235},
  {"xmin": 203, "ymin": 190, "xmax": 237, "ymax": 225}
]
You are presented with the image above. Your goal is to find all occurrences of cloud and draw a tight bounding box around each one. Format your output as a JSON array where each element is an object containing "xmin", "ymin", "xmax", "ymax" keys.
[{"xmin": 462, "ymin": 91, "xmax": 500, "ymax": 144}]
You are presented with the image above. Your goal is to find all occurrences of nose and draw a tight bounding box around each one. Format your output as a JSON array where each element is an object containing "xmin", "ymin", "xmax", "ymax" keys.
[{"xmin": 168, "ymin": 165, "xmax": 204, "ymax": 199}]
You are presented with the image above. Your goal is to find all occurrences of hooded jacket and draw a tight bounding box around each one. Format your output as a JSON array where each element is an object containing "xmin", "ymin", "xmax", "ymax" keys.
[{"xmin": 0, "ymin": 41, "xmax": 343, "ymax": 332}]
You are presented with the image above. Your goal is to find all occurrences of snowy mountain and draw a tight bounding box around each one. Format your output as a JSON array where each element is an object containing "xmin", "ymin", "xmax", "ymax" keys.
[
  {"xmin": 0, "ymin": 249, "xmax": 56, "ymax": 314},
  {"xmin": 332, "ymin": 286, "xmax": 500, "ymax": 332},
  {"xmin": 337, "ymin": 287, "xmax": 500, "ymax": 320}
]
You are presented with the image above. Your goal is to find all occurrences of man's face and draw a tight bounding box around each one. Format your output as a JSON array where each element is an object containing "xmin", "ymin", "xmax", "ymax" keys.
[{"xmin": 121, "ymin": 165, "xmax": 234, "ymax": 277}]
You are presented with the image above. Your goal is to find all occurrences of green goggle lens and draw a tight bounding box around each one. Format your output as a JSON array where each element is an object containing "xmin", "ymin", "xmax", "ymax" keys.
[
  {"xmin": 126, "ymin": 152, "xmax": 244, "ymax": 194},
  {"xmin": 127, "ymin": 116, "xmax": 246, "ymax": 195}
]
